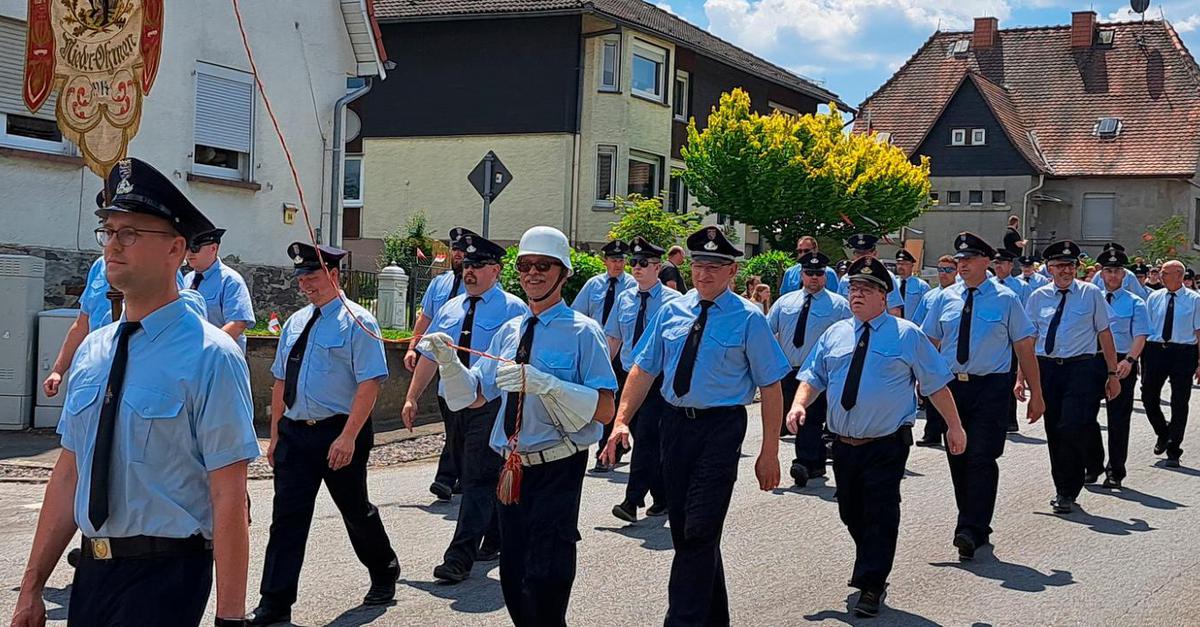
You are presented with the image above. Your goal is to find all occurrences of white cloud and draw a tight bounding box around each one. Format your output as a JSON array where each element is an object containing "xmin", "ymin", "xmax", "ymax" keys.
[{"xmin": 656, "ymin": 2, "xmax": 678, "ymax": 14}]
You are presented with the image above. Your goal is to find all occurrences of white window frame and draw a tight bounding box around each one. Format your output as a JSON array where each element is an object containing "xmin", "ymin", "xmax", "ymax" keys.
[
  {"xmin": 991, "ymin": 190, "xmax": 1006, "ymax": 205},
  {"xmin": 673, "ymin": 70, "xmax": 689, "ymax": 122},
  {"xmin": 669, "ymin": 169, "xmax": 688, "ymax": 213},
  {"xmin": 193, "ymin": 61, "xmax": 255, "ymax": 182},
  {"xmin": 627, "ymin": 149, "xmax": 662, "ymax": 198},
  {"xmin": 595, "ymin": 144, "xmax": 617, "ymax": 207},
  {"xmin": 599, "ymin": 35, "xmax": 621, "ymax": 92},
  {"xmin": 968, "ymin": 190, "xmax": 983, "ymax": 206},
  {"xmin": 0, "ymin": 112, "xmax": 70, "ymax": 154},
  {"xmin": 951, "ymin": 129, "xmax": 967, "ymax": 145},
  {"xmin": 343, "ymin": 154, "xmax": 363, "ymax": 208},
  {"xmin": 769, "ymin": 101, "xmax": 798, "ymax": 116},
  {"xmin": 1082, "ymin": 193, "xmax": 1116, "ymax": 240},
  {"xmin": 1193, "ymin": 198, "xmax": 1200, "ymax": 248},
  {"xmin": 947, "ymin": 190, "xmax": 962, "ymax": 205},
  {"xmin": 631, "ymin": 40, "xmax": 668, "ymax": 102},
  {"xmin": 971, "ymin": 128, "xmax": 986, "ymax": 145}
]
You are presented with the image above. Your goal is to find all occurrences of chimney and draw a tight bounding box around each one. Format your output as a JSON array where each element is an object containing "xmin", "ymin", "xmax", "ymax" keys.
[
  {"xmin": 973, "ymin": 17, "xmax": 998, "ymax": 50},
  {"xmin": 1071, "ymin": 11, "xmax": 1097, "ymax": 48}
]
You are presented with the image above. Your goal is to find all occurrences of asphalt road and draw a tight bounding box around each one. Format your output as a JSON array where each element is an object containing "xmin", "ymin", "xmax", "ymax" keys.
[{"xmin": 2, "ymin": 398, "xmax": 1199, "ymax": 626}]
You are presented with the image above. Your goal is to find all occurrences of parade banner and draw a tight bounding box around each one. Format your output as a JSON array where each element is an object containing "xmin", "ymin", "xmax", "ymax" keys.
[{"xmin": 22, "ymin": 0, "xmax": 162, "ymax": 180}]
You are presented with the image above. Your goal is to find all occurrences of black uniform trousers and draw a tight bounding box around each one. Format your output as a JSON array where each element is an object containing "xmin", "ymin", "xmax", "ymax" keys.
[
  {"xmin": 946, "ymin": 374, "xmax": 1009, "ymax": 546},
  {"xmin": 625, "ymin": 376, "xmax": 668, "ymax": 508},
  {"xmin": 1038, "ymin": 356, "xmax": 1106, "ymax": 500},
  {"xmin": 259, "ymin": 415, "xmax": 397, "ymax": 611},
  {"xmin": 434, "ymin": 397, "xmax": 463, "ymax": 489},
  {"xmin": 499, "ymin": 450, "xmax": 587, "ymax": 627},
  {"xmin": 597, "ymin": 358, "xmax": 628, "ymax": 464},
  {"xmin": 442, "ymin": 398, "xmax": 504, "ymax": 569},
  {"xmin": 661, "ymin": 404, "xmax": 748, "ymax": 627},
  {"xmin": 1006, "ymin": 350, "xmax": 1020, "ymax": 431},
  {"xmin": 1101, "ymin": 355, "xmax": 1139, "ymax": 480},
  {"xmin": 1141, "ymin": 341, "xmax": 1197, "ymax": 460},
  {"xmin": 832, "ymin": 427, "xmax": 911, "ymax": 593},
  {"xmin": 69, "ymin": 549, "xmax": 212, "ymax": 626},
  {"xmin": 781, "ymin": 369, "xmax": 828, "ymax": 474}
]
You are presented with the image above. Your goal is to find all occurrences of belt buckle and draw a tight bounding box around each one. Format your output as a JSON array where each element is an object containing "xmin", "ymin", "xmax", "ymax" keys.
[
  {"xmin": 955, "ymin": 373, "xmax": 970, "ymax": 382},
  {"xmin": 682, "ymin": 407, "xmax": 698, "ymax": 419},
  {"xmin": 91, "ymin": 538, "xmax": 112, "ymax": 560},
  {"xmin": 305, "ymin": 419, "xmax": 317, "ymax": 426}
]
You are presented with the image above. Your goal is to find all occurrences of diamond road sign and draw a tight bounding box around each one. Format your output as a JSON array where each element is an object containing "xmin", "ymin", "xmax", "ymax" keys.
[{"xmin": 467, "ymin": 151, "xmax": 512, "ymax": 201}]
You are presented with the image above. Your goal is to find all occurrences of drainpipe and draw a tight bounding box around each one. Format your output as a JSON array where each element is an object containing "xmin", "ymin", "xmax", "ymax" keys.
[
  {"xmin": 1022, "ymin": 173, "xmax": 1045, "ymax": 254},
  {"xmin": 330, "ymin": 79, "xmax": 373, "ymax": 248}
]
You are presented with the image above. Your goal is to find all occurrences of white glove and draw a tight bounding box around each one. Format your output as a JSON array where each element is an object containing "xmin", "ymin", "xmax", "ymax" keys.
[
  {"xmin": 416, "ymin": 332, "xmax": 459, "ymax": 365},
  {"xmin": 418, "ymin": 332, "xmax": 478, "ymax": 410},
  {"xmin": 496, "ymin": 363, "xmax": 598, "ymax": 433}
]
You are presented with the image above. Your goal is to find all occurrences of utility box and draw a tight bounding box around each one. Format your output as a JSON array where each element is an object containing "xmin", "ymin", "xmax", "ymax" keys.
[
  {"xmin": 34, "ymin": 309, "xmax": 80, "ymax": 428},
  {"xmin": 0, "ymin": 255, "xmax": 46, "ymax": 430}
]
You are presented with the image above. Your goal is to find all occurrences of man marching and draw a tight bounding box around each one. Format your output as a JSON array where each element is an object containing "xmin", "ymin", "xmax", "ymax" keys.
[
  {"xmin": 1140, "ymin": 260, "xmax": 1200, "ymax": 469},
  {"xmin": 767, "ymin": 251, "xmax": 850, "ymax": 486},
  {"xmin": 893, "ymin": 249, "xmax": 928, "ymax": 319},
  {"xmin": 1094, "ymin": 247, "xmax": 1149, "ymax": 488},
  {"xmin": 780, "ymin": 235, "xmax": 838, "ymax": 296},
  {"xmin": 921, "ymin": 233, "xmax": 1044, "ymax": 560},
  {"xmin": 604, "ymin": 237, "xmax": 682, "ymax": 523},
  {"xmin": 789, "ymin": 255, "xmax": 966, "ymax": 617},
  {"xmin": 184, "ymin": 228, "xmax": 256, "ymax": 352},
  {"xmin": 837, "ymin": 233, "xmax": 904, "ymax": 315},
  {"xmin": 602, "ymin": 226, "xmax": 790, "ymax": 626}
]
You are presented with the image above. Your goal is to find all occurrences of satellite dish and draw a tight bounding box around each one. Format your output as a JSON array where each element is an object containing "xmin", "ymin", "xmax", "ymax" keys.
[
  {"xmin": 344, "ymin": 110, "xmax": 362, "ymax": 144},
  {"xmin": 1131, "ymin": 0, "xmax": 1150, "ymax": 14}
]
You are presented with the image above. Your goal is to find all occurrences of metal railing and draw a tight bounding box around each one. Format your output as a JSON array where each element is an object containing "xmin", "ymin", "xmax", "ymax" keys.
[{"xmin": 341, "ymin": 269, "xmax": 378, "ymax": 314}]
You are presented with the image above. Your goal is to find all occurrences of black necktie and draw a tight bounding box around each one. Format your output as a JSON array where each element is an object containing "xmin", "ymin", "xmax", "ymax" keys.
[
  {"xmin": 840, "ymin": 322, "xmax": 871, "ymax": 411},
  {"xmin": 504, "ymin": 316, "xmax": 539, "ymax": 438},
  {"xmin": 1164, "ymin": 292, "xmax": 1177, "ymax": 342},
  {"xmin": 283, "ymin": 308, "xmax": 322, "ymax": 409},
  {"xmin": 792, "ymin": 293, "xmax": 812, "ymax": 348},
  {"xmin": 672, "ymin": 300, "xmax": 714, "ymax": 398},
  {"xmin": 1107, "ymin": 292, "xmax": 1114, "ymax": 304},
  {"xmin": 1044, "ymin": 289, "xmax": 1070, "ymax": 355},
  {"xmin": 457, "ymin": 296, "xmax": 482, "ymax": 366},
  {"xmin": 88, "ymin": 321, "xmax": 141, "ymax": 531},
  {"xmin": 189, "ymin": 272, "xmax": 203, "ymax": 290},
  {"xmin": 450, "ymin": 273, "xmax": 462, "ymax": 300},
  {"xmin": 633, "ymin": 291, "xmax": 651, "ymax": 346},
  {"xmin": 898, "ymin": 278, "xmax": 906, "ymax": 317},
  {"xmin": 602, "ymin": 277, "xmax": 618, "ymax": 325},
  {"xmin": 956, "ymin": 287, "xmax": 975, "ymax": 365}
]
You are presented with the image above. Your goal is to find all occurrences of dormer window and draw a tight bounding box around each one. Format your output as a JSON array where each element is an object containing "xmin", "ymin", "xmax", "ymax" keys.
[
  {"xmin": 948, "ymin": 39, "xmax": 970, "ymax": 56},
  {"xmin": 1097, "ymin": 29, "xmax": 1115, "ymax": 45},
  {"xmin": 1095, "ymin": 117, "xmax": 1122, "ymax": 138},
  {"xmin": 971, "ymin": 128, "xmax": 986, "ymax": 144}
]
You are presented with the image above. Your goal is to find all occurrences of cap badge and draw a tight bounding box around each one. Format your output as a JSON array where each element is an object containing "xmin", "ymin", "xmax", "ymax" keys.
[
  {"xmin": 704, "ymin": 241, "xmax": 718, "ymax": 251},
  {"xmin": 293, "ymin": 255, "xmax": 304, "ymax": 264},
  {"xmin": 634, "ymin": 245, "xmax": 642, "ymax": 252},
  {"xmin": 857, "ymin": 236, "xmax": 865, "ymax": 245},
  {"xmin": 863, "ymin": 266, "xmax": 873, "ymax": 274},
  {"xmin": 959, "ymin": 242, "xmax": 968, "ymax": 250},
  {"xmin": 707, "ymin": 228, "xmax": 717, "ymax": 240}
]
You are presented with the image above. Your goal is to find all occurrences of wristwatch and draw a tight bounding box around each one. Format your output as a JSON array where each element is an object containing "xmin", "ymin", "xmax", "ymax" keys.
[
  {"xmin": 1124, "ymin": 355, "xmax": 1137, "ymax": 364},
  {"xmin": 215, "ymin": 618, "xmax": 248, "ymax": 627},
  {"xmin": 1107, "ymin": 371, "xmax": 1118, "ymax": 376}
]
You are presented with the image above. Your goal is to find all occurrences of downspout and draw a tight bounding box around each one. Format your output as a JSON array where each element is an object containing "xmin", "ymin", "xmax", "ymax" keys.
[
  {"xmin": 568, "ymin": 26, "xmax": 587, "ymax": 243},
  {"xmin": 1021, "ymin": 173, "xmax": 1045, "ymax": 255},
  {"xmin": 330, "ymin": 79, "xmax": 373, "ymax": 248}
]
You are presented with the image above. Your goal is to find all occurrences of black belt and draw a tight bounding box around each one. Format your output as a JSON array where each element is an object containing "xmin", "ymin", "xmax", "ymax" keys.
[
  {"xmin": 948, "ymin": 372, "xmax": 1008, "ymax": 383},
  {"xmin": 81, "ymin": 534, "xmax": 212, "ymax": 560},
  {"xmin": 670, "ymin": 404, "xmax": 743, "ymax": 420},
  {"xmin": 833, "ymin": 425, "xmax": 912, "ymax": 446},
  {"xmin": 290, "ymin": 413, "xmax": 349, "ymax": 427},
  {"xmin": 1037, "ymin": 354, "xmax": 1095, "ymax": 365},
  {"xmin": 1147, "ymin": 341, "xmax": 1197, "ymax": 349}
]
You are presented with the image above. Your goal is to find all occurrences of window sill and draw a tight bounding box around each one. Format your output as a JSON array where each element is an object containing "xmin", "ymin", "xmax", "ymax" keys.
[
  {"xmin": 0, "ymin": 146, "xmax": 83, "ymax": 167},
  {"xmin": 592, "ymin": 203, "xmax": 616, "ymax": 211},
  {"xmin": 632, "ymin": 92, "xmax": 668, "ymax": 107},
  {"xmin": 598, "ymin": 88, "xmax": 622, "ymax": 94},
  {"xmin": 187, "ymin": 172, "xmax": 262, "ymax": 191}
]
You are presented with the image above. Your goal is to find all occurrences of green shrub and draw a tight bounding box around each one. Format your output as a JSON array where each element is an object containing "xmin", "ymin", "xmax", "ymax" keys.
[
  {"xmin": 737, "ymin": 250, "xmax": 793, "ymax": 293},
  {"xmin": 500, "ymin": 246, "xmax": 605, "ymax": 304}
]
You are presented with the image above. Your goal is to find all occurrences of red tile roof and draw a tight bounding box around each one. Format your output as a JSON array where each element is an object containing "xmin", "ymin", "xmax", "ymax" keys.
[{"xmin": 855, "ymin": 20, "xmax": 1200, "ymax": 177}]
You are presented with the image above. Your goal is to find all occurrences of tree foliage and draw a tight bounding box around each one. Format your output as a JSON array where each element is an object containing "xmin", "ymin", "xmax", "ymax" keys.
[
  {"xmin": 1137, "ymin": 214, "xmax": 1197, "ymax": 265},
  {"xmin": 379, "ymin": 211, "xmax": 437, "ymax": 271},
  {"xmin": 500, "ymin": 246, "xmax": 605, "ymax": 304},
  {"xmin": 607, "ymin": 194, "xmax": 703, "ymax": 249},
  {"xmin": 737, "ymin": 250, "xmax": 793, "ymax": 293},
  {"xmin": 679, "ymin": 89, "xmax": 932, "ymax": 250}
]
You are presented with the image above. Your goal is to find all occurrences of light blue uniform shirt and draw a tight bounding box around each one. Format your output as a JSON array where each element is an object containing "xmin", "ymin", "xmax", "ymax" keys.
[
  {"xmin": 895, "ymin": 275, "xmax": 930, "ymax": 319},
  {"xmin": 79, "ymin": 257, "xmax": 186, "ymax": 331},
  {"xmin": 184, "ymin": 258, "xmax": 256, "ymax": 353},
  {"xmin": 838, "ymin": 270, "xmax": 904, "ymax": 311},
  {"xmin": 420, "ymin": 270, "xmax": 466, "ymax": 321},
  {"xmin": 270, "ymin": 295, "xmax": 389, "ymax": 421},
  {"xmin": 767, "ymin": 288, "xmax": 851, "ymax": 368},
  {"xmin": 634, "ymin": 289, "xmax": 792, "ymax": 407},
  {"xmin": 800, "ymin": 313, "xmax": 953, "ymax": 438},
  {"xmin": 921, "ymin": 280, "xmax": 1035, "ymax": 375},
  {"xmin": 604, "ymin": 282, "xmax": 683, "ymax": 370},
  {"xmin": 1144, "ymin": 287, "xmax": 1200, "ymax": 344},
  {"xmin": 911, "ymin": 285, "xmax": 946, "ymax": 326},
  {"xmin": 780, "ymin": 264, "xmax": 838, "ymax": 296},
  {"xmin": 1091, "ymin": 270, "xmax": 1147, "ymax": 299},
  {"xmin": 1024, "ymin": 280, "xmax": 1110, "ymax": 358},
  {"xmin": 481, "ymin": 301, "xmax": 617, "ymax": 454},
  {"xmin": 1019, "ymin": 272, "xmax": 1050, "ymax": 292},
  {"xmin": 1103, "ymin": 288, "xmax": 1150, "ymax": 354},
  {"xmin": 1000, "ymin": 275, "xmax": 1031, "ymax": 304},
  {"xmin": 56, "ymin": 298, "xmax": 258, "ymax": 539},
  {"xmin": 422, "ymin": 284, "xmax": 528, "ymax": 397},
  {"xmin": 572, "ymin": 271, "xmax": 636, "ymax": 324}
]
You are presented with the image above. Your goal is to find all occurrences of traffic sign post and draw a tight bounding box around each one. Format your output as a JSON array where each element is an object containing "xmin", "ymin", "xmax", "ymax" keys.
[{"xmin": 468, "ymin": 151, "xmax": 512, "ymax": 238}]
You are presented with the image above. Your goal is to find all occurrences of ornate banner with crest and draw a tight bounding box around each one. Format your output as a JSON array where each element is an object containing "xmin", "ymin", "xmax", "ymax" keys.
[{"xmin": 22, "ymin": 0, "xmax": 163, "ymax": 180}]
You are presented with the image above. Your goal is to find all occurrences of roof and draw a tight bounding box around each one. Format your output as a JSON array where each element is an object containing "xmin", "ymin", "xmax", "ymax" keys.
[
  {"xmin": 373, "ymin": 0, "xmax": 847, "ymax": 108},
  {"xmin": 341, "ymin": 0, "xmax": 389, "ymax": 78},
  {"xmin": 855, "ymin": 20, "xmax": 1200, "ymax": 177}
]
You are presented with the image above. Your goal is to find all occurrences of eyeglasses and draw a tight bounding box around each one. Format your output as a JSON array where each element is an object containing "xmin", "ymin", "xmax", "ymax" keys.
[
  {"xmin": 1047, "ymin": 262, "xmax": 1076, "ymax": 270},
  {"xmin": 95, "ymin": 226, "xmax": 176, "ymax": 247},
  {"xmin": 516, "ymin": 260, "xmax": 560, "ymax": 273},
  {"xmin": 938, "ymin": 267, "xmax": 957, "ymax": 273},
  {"xmin": 462, "ymin": 260, "xmax": 497, "ymax": 270},
  {"xmin": 847, "ymin": 284, "xmax": 880, "ymax": 295},
  {"xmin": 691, "ymin": 262, "xmax": 733, "ymax": 273},
  {"xmin": 802, "ymin": 270, "xmax": 825, "ymax": 277},
  {"xmin": 630, "ymin": 259, "xmax": 659, "ymax": 268}
]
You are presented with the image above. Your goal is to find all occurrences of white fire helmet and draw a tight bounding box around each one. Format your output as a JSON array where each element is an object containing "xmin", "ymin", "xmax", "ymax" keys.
[{"xmin": 516, "ymin": 226, "xmax": 573, "ymax": 276}]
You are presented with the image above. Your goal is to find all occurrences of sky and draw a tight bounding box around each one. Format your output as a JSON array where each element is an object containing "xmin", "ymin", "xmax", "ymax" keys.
[{"xmin": 653, "ymin": 0, "xmax": 1200, "ymax": 108}]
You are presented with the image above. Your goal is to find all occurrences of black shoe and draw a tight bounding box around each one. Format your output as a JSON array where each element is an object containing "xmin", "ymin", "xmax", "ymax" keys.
[
  {"xmin": 1102, "ymin": 475, "xmax": 1122, "ymax": 489},
  {"xmin": 790, "ymin": 463, "xmax": 810, "ymax": 487},
  {"xmin": 1083, "ymin": 472, "xmax": 1100, "ymax": 484},
  {"xmin": 809, "ymin": 467, "xmax": 827, "ymax": 479},
  {"xmin": 1165, "ymin": 458, "xmax": 1181, "ymax": 468},
  {"xmin": 246, "ymin": 606, "xmax": 291, "ymax": 626},
  {"xmin": 363, "ymin": 561, "xmax": 401, "ymax": 605},
  {"xmin": 854, "ymin": 589, "xmax": 885, "ymax": 618},
  {"xmin": 1006, "ymin": 423, "xmax": 1020, "ymax": 433},
  {"xmin": 477, "ymin": 545, "xmax": 500, "ymax": 562},
  {"xmin": 66, "ymin": 548, "xmax": 81, "ymax": 568},
  {"xmin": 430, "ymin": 481, "xmax": 453, "ymax": 501},
  {"xmin": 953, "ymin": 533, "xmax": 976, "ymax": 561},
  {"xmin": 592, "ymin": 460, "xmax": 613, "ymax": 474},
  {"xmin": 451, "ymin": 481, "xmax": 463, "ymax": 495},
  {"xmin": 433, "ymin": 562, "xmax": 470, "ymax": 583},
  {"xmin": 646, "ymin": 502, "xmax": 669, "ymax": 517},
  {"xmin": 1154, "ymin": 437, "xmax": 1168, "ymax": 456},
  {"xmin": 1050, "ymin": 494, "xmax": 1075, "ymax": 514},
  {"xmin": 612, "ymin": 501, "xmax": 637, "ymax": 523}
]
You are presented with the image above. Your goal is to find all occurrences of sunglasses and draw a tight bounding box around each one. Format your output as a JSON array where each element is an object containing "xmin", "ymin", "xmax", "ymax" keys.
[
  {"xmin": 802, "ymin": 269, "xmax": 826, "ymax": 277},
  {"xmin": 462, "ymin": 260, "xmax": 497, "ymax": 270},
  {"xmin": 516, "ymin": 260, "xmax": 560, "ymax": 273},
  {"xmin": 630, "ymin": 258, "xmax": 660, "ymax": 268},
  {"xmin": 938, "ymin": 267, "xmax": 957, "ymax": 273}
]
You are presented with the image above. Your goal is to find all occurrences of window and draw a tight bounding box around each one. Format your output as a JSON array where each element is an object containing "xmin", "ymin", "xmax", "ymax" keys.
[
  {"xmin": 193, "ymin": 62, "xmax": 255, "ymax": 181},
  {"xmin": 971, "ymin": 128, "xmax": 986, "ymax": 145},
  {"xmin": 673, "ymin": 70, "xmax": 689, "ymax": 121},
  {"xmin": 951, "ymin": 129, "xmax": 967, "ymax": 145},
  {"xmin": 599, "ymin": 36, "xmax": 620, "ymax": 92},
  {"xmin": 1097, "ymin": 29, "xmax": 1116, "ymax": 45},
  {"xmin": 0, "ymin": 112, "xmax": 67, "ymax": 153},
  {"xmin": 1082, "ymin": 193, "xmax": 1115, "ymax": 239},
  {"xmin": 875, "ymin": 132, "xmax": 893, "ymax": 145},
  {"xmin": 0, "ymin": 16, "xmax": 66, "ymax": 154},
  {"xmin": 947, "ymin": 191, "xmax": 962, "ymax": 205},
  {"xmin": 669, "ymin": 172, "xmax": 688, "ymax": 213},
  {"xmin": 929, "ymin": 191, "xmax": 940, "ymax": 205},
  {"xmin": 627, "ymin": 150, "xmax": 662, "ymax": 198},
  {"xmin": 343, "ymin": 155, "xmax": 363, "ymax": 208},
  {"xmin": 595, "ymin": 145, "xmax": 617, "ymax": 206},
  {"xmin": 343, "ymin": 207, "xmax": 362, "ymax": 239},
  {"xmin": 969, "ymin": 190, "xmax": 983, "ymax": 205},
  {"xmin": 631, "ymin": 41, "xmax": 667, "ymax": 102},
  {"xmin": 948, "ymin": 39, "xmax": 970, "ymax": 55},
  {"xmin": 991, "ymin": 190, "xmax": 1006, "ymax": 205},
  {"xmin": 769, "ymin": 101, "xmax": 798, "ymax": 116},
  {"xmin": 1095, "ymin": 117, "xmax": 1121, "ymax": 138}
]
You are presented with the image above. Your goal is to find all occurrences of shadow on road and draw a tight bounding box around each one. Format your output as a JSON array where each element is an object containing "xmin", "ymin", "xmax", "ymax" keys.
[
  {"xmin": 803, "ymin": 592, "xmax": 942, "ymax": 626},
  {"xmin": 930, "ymin": 545, "xmax": 1075, "ymax": 592},
  {"xmin": 1084, "ymin": 484, "xmax": 1187, "ymax": 510},
  {"xmin": 1033, "ymin": 509, "xmax": 1154, "ymax": 536},
  {"xmin": 1155, "ymin": 460, "xmax": 1200, "ymax": 477},
  {"xmin": 774, "ymin": 476, "xmax": 837, "ymax": 503},
  {"xmin": 593, "ymin": 515, "xmax": 673, "ymax": 551},
  {"xmin": 386, "ymin": 500, "xmax": 460, "ymax": 523},
  {"xmin": 322, "ymin": 604, "xmax": 389, "ymax": 626},
  {"xmin": 404, "ymin": 566, "xmax": 504, "ymax": 614},
  {"xmin": 1006, "ymin": 433, "xmax": 1047, "ymax": 446},
  {"xmin": 31, "ymin": 584, "xmax": 71, "ymax": 622}
]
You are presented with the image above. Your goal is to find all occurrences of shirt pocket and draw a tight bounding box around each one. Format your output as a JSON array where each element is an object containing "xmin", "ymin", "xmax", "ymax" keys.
[
  {"xmin": 536, "ymin": 351, "xmax": 576, "ymax": 381},
  {"xmin": 61, "ymin": 383, "xmax": 103, "ymax": 445},
  {"xmin": 122, "ymin": 385, "xmax": 185, "ymax": 464},
  {"xmin": 310, "ymin": 331, "xmax": 347, "ymax": 373},
  {"xmin": 975, "ymin": 306, "xmax": 1005, "ymax": 332}
]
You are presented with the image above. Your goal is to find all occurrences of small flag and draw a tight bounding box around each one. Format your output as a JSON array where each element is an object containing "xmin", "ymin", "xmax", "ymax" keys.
[
  {"xmin": 434, "ymin": 252, "xmax": 446, "ymax": 264},
  {"xmin": 416, "ymin": 247, "xmax": 427, "ymax": 262},
  {"xmin": 268, "ymin": 312, "xmax": 281, "ymax": 335}
]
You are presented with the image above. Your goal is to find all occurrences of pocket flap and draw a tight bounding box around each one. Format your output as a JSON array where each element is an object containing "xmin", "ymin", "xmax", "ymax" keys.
[
  {"xmin": 122, "ymin": 385, "xmax": 184, "ymax": 419},
  {"xmin": 64, "ymin": 384, "xmax": 101, "ymax": 414},
  {"xmin": 539, "ymin": 352, "xmax": 575, "ymax": 371},
  {"xmin": 314, "ymin": 330, "xmax": 347, "ymax": 349}
]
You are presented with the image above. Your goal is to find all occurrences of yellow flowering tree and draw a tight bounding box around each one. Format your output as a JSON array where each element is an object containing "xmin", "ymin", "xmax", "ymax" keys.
[{"xmin": 679, "ymin": 88, "xmax": 932, "ymax": 249}]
